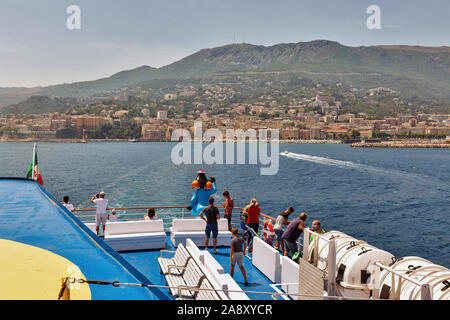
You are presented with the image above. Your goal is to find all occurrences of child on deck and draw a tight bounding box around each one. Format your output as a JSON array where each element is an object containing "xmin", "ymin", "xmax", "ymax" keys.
[
  {"xmin": 108, "ymin": 209, "xmax": 119, "ymax": 222},
  {"xmin": 230, "ymin": 228, "xmax": 248, "ymax": 286},
  {"xmin": 239, "ymin": 210, "xmax": 250, "ymax": 243}
]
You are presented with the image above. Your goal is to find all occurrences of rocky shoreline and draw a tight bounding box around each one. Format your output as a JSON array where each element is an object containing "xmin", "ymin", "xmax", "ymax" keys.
[{"xmin": 351, "ymin": 141, "xmax": 450, "ymax": 148}]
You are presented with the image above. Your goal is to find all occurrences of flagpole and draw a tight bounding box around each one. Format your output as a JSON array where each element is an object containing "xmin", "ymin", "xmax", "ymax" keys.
[{"xmin": 32, "ymin": 143, "xmax": 36, "ymax": 180}]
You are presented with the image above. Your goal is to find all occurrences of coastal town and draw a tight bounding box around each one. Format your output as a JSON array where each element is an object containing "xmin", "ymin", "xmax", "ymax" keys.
[{"xmin": 1, "ymin": 83, "xmax": 449, "ymax": 144}]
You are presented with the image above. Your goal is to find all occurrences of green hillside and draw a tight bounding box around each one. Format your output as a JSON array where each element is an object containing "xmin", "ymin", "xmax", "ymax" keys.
[
  {"xmin": 1, "ymin": 40, "xmax": 449, "ymax": 109},
  {"xmin": 2, "ymin": 96, "xmax": 80, "ymax": 114}
]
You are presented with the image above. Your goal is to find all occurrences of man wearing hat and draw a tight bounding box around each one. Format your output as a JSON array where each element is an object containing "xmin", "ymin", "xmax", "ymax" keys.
[{"xmin": 90, "ymin": 191, "xmax": 109, "ymax": 236}]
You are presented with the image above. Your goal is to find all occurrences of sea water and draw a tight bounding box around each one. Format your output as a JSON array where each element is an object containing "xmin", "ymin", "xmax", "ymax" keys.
[{"xmin": 0, "ymin": 142, "xmax": 448, "ymax": 266}]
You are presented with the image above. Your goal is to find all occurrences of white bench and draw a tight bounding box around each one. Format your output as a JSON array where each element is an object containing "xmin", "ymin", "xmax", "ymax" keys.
[
  {"xmin": 165, "ymin": 256, "xmax": 220, "ymax": 300},
  {"xmin": 203, "ymin": 250, "xmax": 224, "ymax": 274},
  {"xmin": 185, "ymin": 239, "xmax": 249, "ymax": 300},
  {"xmin": 158, "ymin": 243, "xmax": 191, "ymax": 275},
  {"xmin": 84, "ymin": 223, "xmax": 97, "ymax": 234},
  {"xmin": 104, "ymin": 220, "xmax": 166, "ymax": 251},
  {"xmin": 252, "ymin": 237, "xmax": 282, "ymax": 283},
  {"xmin": 170, "ymin": 218, "xmax": 232, "ymax": 247},
  {"xmin": 219, "ymin": 273, "xmax": 250, "ymax": 300},
  {"xmin": 177, "ymin": 259, "xmax": 219, "ymax": 300}
]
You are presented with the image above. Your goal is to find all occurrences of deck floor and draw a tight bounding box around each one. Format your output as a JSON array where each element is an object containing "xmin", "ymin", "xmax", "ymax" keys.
[{"xmin": 120, "ymin": 235, "xmax": 282, "ymax": 300}]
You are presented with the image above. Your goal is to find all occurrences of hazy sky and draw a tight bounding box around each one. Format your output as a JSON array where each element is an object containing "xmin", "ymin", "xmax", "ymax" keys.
[{"xmin": 0, "ymin": 0, "xmax": 448, "ymax": 87}]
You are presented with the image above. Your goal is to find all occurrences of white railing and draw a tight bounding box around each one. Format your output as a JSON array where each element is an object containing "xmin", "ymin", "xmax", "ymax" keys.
[
  {"xmin": 74, "ymin": 205, "xmax": 254, "ymax": 232},
  {"xmin": 74, "ymin": 205, "xmax": 278, "ymax": 228},
  {"xmin": 269, "ymin": 283, "xmax": 296, "ymax": 300},
  {"xmin": 74, "ymin": 207, "xmax": 203, "ymax": 232},
  {"xmin": 303, "ymin": 228, "xmax": 337, "ymax": 298},
  {"xmin": 373, "ymin": 261, "xmax": 433, "ymax": 300}
]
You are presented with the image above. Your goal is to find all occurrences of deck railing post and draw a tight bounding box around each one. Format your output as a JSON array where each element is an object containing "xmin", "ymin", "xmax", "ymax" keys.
[
  {"xmin": 391, "ymin": 272, "xmax": 398, "ymax": 300},
  {"xmin": 313, "ymin": 236, "xmax": 319, "ymax": 267},
  {"xmin": 302, "ymin": 228, "xmax": 310, "ymax": 261},
  {"xmin": 327, "ymin": 239, "xmax": 337, "ymax": 299},
  {"xmin": 421, "ymin": 284, "xmax": 432, "ymax": 300}
]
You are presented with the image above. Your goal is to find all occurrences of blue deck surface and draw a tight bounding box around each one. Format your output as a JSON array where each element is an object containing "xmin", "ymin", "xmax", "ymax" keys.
[
  {"xmin": 120, "ymin": 236, "xmax": 281, "ymax": 300},
  {"xmin": 0, "ymin": 178, "xmax": 169, "ymax": 300}
]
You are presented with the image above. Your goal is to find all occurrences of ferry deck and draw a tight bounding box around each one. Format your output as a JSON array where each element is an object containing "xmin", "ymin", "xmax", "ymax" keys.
[
  {"xmin": 1, "ymin": 178, "xmax": 449, "ymax": 300},
  {"xmin": 0, "ymin": 178, "xmax": 283, "ymax": 300}
]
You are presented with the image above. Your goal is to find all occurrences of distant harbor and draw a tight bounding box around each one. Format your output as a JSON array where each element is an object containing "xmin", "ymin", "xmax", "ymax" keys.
[
  {"xmin": 3, "ymin": 136, "xmax": 450, "ymax": 147},
  {"xmin": 0, "ymin": 137, "xmax": 343, "ymax": 144}
]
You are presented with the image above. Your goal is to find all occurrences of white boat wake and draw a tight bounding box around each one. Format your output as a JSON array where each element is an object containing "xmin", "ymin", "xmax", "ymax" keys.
[
  {"xmin": 280, "ymin": 151, "xmax": 431, "ymax": 184},
  {"xmin": 281, "ymin": 152, "xmax": 368, "ymax": 169}
]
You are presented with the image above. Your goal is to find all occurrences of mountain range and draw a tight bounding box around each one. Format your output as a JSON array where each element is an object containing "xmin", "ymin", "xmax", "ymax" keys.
[{"xmin": 1, "ymin": 40, "xmax": 449, "ymax": 110}]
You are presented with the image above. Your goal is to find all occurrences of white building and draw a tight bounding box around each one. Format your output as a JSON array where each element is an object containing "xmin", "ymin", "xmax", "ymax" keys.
[
  {"xmin": 164, "ymin": 93, "xmax": 177, "ymax": 100},
  {"xmin": 157, "ymin": 110, "xmax": 168, "ymax": 120}
]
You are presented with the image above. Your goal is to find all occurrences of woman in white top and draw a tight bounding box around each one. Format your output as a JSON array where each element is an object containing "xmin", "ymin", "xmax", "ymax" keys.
[
  {"xmin": 273, "ymin": 206, "xmax": 294, "ymax": 252},
  {"xmin": 144, "ymin": 208, "xmax": 158, "ymax": 221}
]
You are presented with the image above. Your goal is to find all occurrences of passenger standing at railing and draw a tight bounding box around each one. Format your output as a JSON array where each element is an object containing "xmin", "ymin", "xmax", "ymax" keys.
[
  {"xmin": 199, "ymin": 197, "xmax": 220, "ymax": 254},
  {"xmin": 239, "ymin": 211, "xmax": 250, "ymax": 243},
  {"xmin": 222, "ymin": 191, "xmax": 234, "ymax": 231},
  {"xmin": 273, "ymin": 207, "xmax": 294, "ymax": 253},
  {"xmin": 144, "ymin": 208, "xmax": 158, "ymax": 221},
  {"xmin": 309, "ymin": 220, "xmax": 326, "ymax": 243},
  {"xmin": 282, "ymin": 212, "xmax": 307, "ymax": 258},
  {"xmin": 230, "ymin": 228, "xmax": 248, "ymax": 286},
  {"xmin": 62, "ymin": 195, "xmax": 74, "ymax": 212},
  {"xmin": 244, "ymin": 198, "xmax": 260, "ymax": 254},
  {"xmin": 90, "ymin": 191, "xmax": 108, "ymax": 236}
]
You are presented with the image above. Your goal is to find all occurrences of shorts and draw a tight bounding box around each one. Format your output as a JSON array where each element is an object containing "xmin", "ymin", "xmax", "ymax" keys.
[
  {"xmin": 283, "ymin": 239, "xmax": 298, "ymax": 257},
  {"xmin": 205, "ymin": 224, "xmax": 218, "ymax": 239},
  {"xmin": 275, "ymin": 229, "xmax": 283, "ymax": 242},
  {"xmin": 96, "ymin": 213, "xmax": 107, "ymax": 226},
  {"xmin": 247, "ymin": 223, "xmax": 259, "ymax": 235},
  {"xmin": 231, "ymin": 252, "xmax": 244, "ymax": 266}
]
